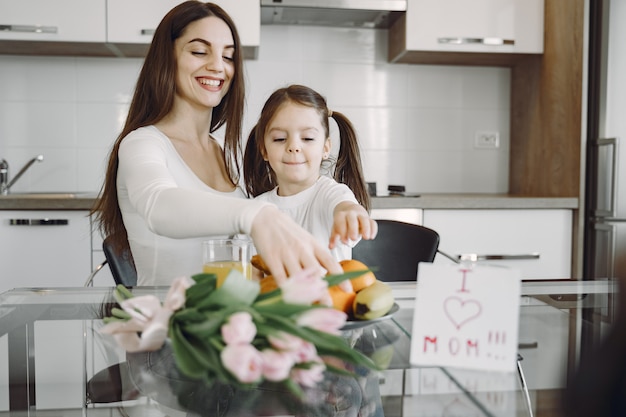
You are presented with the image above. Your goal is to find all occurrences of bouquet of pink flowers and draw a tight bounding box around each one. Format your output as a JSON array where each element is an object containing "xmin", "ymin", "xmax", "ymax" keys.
[{"xmin": 100, "ymin": 268, "xmax": 378, "ymax": 397}]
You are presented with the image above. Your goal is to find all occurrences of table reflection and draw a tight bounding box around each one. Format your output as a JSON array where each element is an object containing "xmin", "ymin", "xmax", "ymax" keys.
[{"xmin": 0, "ymin": 280, "xmax": 618, "ymax": 416}]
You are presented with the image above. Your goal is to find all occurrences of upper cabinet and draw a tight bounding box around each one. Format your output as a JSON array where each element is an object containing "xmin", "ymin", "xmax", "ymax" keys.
[
  {"xmin": 107, "ymin": 0, "xmax": 259, "ymax": 59},
  {"xmin": 0, "ymin": 0, "xmax": 259, "ymax": 58},
  {"xmin": 0, "ymin": 0, "xmax": 106, "ymax": 42},
  {"xmin": 0, "ymin": 0, "xmax": 111, "ymax": 56},
  {"xmin": 389, "ymin": 0, "xmax": 544, "ymax": 66}
]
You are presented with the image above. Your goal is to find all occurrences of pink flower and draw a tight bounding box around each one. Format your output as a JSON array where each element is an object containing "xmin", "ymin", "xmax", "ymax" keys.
[
  {"xmin": 221, "ymin": 344, "xmax": 263, "ymax": 383},
  {"xmin": 291, "ymin": 362, "xmax": 326, "ymax": 387},
  {"xmin": 280, "ymin": 268, "xmax": 328, "ymax": 305},
  {"xmin": 296, "ymin": 308, "xmax": 347, "ymax": 335},
  {"xmin": 221, "ymin": 312, "xmax": 256, "ymax": 345},
  {"xmin": 268, "ymin": 331, "xmax": 306, "ymax": 351},
  {"xmin": 99, "ymin": 295, "xmax": 172, "ymax": 352},
  {"xmin": 292, "ymin": 340, "xmax": 320, "ymax": 363},
  {"xmin": 163, "ymin": 276, "xmax": 195, "ymax": 310},
  {"xmin": 260, "ymin": 349, "xmax": 295, "ymax": 381}
]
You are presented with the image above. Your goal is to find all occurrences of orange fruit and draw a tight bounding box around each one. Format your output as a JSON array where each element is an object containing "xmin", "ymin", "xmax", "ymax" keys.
[
  {"xmin": 328, "ymin": 285, "xmax": 356, "ymax": 314},
  {"xmin": 340, "ymin": 259, "xmax": 376, "ymax": 292},
  {"xmin": 259, "ymin": 275, "xmax": 279, "ymax": 294}
]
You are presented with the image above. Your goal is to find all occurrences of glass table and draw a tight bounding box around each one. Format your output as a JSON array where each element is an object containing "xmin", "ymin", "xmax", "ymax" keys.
[{"xmin": 0, "ymin": 279, "xmax": 618, "ymax": 416}]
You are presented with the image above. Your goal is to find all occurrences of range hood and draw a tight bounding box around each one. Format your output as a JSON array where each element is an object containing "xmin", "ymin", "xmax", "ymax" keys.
[{"xmin": 260, "ymin": 0, "xmax": 407, "ymax": 29}]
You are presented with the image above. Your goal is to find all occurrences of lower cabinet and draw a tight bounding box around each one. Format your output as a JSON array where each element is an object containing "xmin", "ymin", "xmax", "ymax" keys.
[
  {"xmin": 0, "ymin": 210, "xmax": 92, "ymax": 294},
  {"xmin": 423, "ymin": 209, "xmax": 573, "ymax": 280}
]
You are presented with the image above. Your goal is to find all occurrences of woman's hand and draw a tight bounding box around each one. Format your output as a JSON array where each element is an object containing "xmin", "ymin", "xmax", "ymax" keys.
[
  {"xmin": 329, "ymin": 201, "xmax": 378, "ymax": 249},
  {"xmin": 249, "ymin": 206, "xmax": 342, "ymax": 285}
]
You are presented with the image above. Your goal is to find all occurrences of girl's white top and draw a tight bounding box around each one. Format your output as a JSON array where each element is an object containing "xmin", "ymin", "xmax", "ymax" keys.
[{"xmin": 255, "ymin": 176, "xmax": 359, "ymax": 261}]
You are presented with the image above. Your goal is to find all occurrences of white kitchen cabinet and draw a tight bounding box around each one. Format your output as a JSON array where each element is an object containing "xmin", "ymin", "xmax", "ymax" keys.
[
  {"xmin": 107, "ymin": 0, "xmax": 260, "ymax": 58},
  {"xmin": 389, "ymin": 0, "xmax": 544, "ymax": 63},
  {"xmin": 0, "ymin": 0, "xmax": 106, "ymax": 42},
  {"xmin": 0, "ymin": 210, "xmax": 92, "ymax": 294},
  {"xmin": 371, "ymin": 208, "xmax": 423, "ymax": 225},
  {"xmin": 424, "ymin": 209, "xmax": 572, "ymax": 280}
]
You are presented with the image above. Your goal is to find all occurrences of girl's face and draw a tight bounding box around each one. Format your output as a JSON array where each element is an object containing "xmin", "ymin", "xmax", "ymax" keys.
[
  {"xmin": 174, "ymin": 16, "xmax": 235, "ymax": 110},
  {"xmin": 263, "ymin": 102, "xmax": 331, "ymax": 196}
]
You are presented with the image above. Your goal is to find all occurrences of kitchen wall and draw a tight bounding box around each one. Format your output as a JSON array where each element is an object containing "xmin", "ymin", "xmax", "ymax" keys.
[{"xmin": 0, "ymin": 25, "xmax": 510, "ymax": 195}]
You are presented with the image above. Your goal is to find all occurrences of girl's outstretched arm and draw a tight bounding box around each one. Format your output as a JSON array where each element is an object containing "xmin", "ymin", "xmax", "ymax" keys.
[{"xmin": 329, "ymin": 201, "xmax": 378, "ymax": 249}]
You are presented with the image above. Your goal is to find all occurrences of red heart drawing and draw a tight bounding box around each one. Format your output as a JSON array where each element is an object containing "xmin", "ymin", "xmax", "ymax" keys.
[{"xmin": 444, "ymin": 297, "xmax": 482, "ymax": 330}]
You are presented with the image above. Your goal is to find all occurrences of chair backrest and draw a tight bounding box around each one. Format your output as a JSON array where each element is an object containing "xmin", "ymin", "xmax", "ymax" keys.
[
  {"xmin": 103, "ymin": 236, "xmax": 137, "ymax": 287},
  {"xmin": 352, "ymin": 220, "xmax": 440, "ymax": 282}
]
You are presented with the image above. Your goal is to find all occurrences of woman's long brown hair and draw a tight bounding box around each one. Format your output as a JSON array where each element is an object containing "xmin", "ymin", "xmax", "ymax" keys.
[
  {"xmin": 243, "ymin": 84, "xmax": 370, "ymax": 212},
  {"xmin": 90, "ymin": 1, "xmax": 246, "ymax": 255}
]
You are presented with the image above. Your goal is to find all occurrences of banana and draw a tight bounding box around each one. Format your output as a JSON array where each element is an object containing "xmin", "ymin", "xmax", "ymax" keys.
[{"xmin": 352, "ymin": 280, "xmax": 395, "ymax": 320}]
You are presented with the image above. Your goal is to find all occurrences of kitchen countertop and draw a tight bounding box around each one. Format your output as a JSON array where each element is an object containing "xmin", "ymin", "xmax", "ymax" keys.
[
  {"xmin": 0, "ymin": 192, "xmax": 579, "ymax": 211},
  {"xmin": 0, "ymin": 192, "xmax": 100, "ymax": 210},
  {"xmin": 372, "ymin": 193, "xmax": 579, "ymax": 209}
]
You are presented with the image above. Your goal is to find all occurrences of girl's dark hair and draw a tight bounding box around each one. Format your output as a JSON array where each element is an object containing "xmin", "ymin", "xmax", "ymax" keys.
[
  {"xmin": 243, "ymin": 84, "xmax": 370, "ymax": 212},
  {"xmin": 91, "ymin": 1, "xmax": 246, "ymax": 254}
]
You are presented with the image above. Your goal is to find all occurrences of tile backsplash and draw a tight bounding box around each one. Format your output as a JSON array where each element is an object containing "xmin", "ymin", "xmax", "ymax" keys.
[{"xmin": 0, "ymin": 25, "xmax": 510, "ymax": 195}]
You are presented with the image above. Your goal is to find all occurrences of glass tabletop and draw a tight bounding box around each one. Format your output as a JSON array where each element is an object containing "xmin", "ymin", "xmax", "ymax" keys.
[{"xmin": 0, "ymin": 280, "xmax": 618, "ymax": 417}]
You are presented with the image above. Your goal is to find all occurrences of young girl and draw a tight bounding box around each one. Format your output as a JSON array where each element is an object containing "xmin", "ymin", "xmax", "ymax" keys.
[{"xmin": 244, "ymin": 84, "xmax": 377, "ymax": 261}]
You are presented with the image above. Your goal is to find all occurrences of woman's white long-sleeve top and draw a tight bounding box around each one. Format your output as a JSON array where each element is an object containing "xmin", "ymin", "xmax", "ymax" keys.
[{"xmin": 117, "ymin": 126, "xmax": 269, "ymax": 286}]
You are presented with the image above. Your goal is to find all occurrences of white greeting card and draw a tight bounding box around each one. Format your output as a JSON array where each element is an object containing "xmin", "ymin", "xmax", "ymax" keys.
[{"xmin": 410, "ymin": 263, "xmax": 522, "ymax": 372}]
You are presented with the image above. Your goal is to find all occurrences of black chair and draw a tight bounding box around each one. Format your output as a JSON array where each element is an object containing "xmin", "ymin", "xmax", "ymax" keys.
[
  {"xmin": 352, "ymin": 220, "xmax": 440, "ymax": 281},
  {"xmin": 85, "ymin": 236, "xmax": 137, "ymax": 287},
  {"xmin": 84, "ymin": 236, "xmax": 139, "ymax": 406},
  {"xmin": 103, "ymin": 237, "xmax": 137, "ymax": 286}
]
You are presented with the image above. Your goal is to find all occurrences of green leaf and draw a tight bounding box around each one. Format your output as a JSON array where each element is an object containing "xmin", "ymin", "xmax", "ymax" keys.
[
  {"xmin": 180, "ymin": 311, "xmax": 229, "ymax": 338},
  {"xmin": 203, "ymin": 269, "xmax": 260, "ymax": 308},
  {"xmin": 252, "ymin": 287, "xmax": 282, "ymax": 303},
  {"xmin": 185, "ymin": 274, "xmax": 218, "ymax": 307},
  {"xmin": 324, "ymin": 270, "xmax": 373, "ymax": 287},
  {"xmin": 110, "ymin": 307, "xmax": 131, "ymax": 320},
  {"xmin": 253, "ymin": 301, "xmax": 315, "ymax": 317},
  {"xmin": 112, "ymin": 284, "xmax": 134, "ymax": 304},
  {"xmin": 172, "ymin": 308, "xmax": 206, "ymax": 323},
  {"xmin": 283, "ymin": 378, "xmax": 304, "ymax": 399},
  {"xmin": 323, "ymin": 362, "xmax": 358, "ymax": 377},
  {"xmin": 170, "ymin": 323, "xmax": 215, "ymax": 379}
]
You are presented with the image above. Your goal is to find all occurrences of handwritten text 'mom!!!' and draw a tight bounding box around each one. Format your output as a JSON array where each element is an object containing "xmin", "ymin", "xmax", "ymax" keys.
[{"xmin": 420, "ymin": 332, "xmax": 509, "ymax": 360}]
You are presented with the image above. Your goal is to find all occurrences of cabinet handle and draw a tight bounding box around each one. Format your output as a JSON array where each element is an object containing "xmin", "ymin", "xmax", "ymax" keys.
[
  {"xmin": 0, "ymin": 24, "xmax": 58, "ymax": 34},
  {"xmin": 518, "ymin": 342, "xmax": 539, "ymax": 349},
  {"xmin": 438, "ymin": 250, "xmax": 540, "ymax": 263},
  {"xmin": 140, "ymin": 29, "xmax": 155, "ymax": 36},
  {"xmin": 472, "ymin": 253, "xmax": 540, "ymax": 261},
  {"xmin": 9, "ymin": 218, "xmax": 69, "ymax": 226},
  {"xmin": 438, "ymin": 37, "xmax": 515, "ymax": 46}
]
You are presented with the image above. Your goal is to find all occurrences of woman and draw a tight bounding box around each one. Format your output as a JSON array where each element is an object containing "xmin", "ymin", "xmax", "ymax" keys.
[{"xmin": 91, "ymin": 1, "xmax": 341, "ymax": 286}]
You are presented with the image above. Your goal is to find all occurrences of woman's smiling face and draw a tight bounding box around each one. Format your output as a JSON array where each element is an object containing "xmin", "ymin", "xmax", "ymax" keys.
[
  {"xmin": 263, "ymin": 101, "xmax": 331, "ymax": 196},
  {"xmin": 174, "ymin": 16, "xmax": 235, "ymax": 110}
]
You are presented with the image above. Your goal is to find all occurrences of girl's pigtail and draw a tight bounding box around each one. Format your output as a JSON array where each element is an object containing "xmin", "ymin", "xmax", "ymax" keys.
[
  {"xmin": 332, "ymin": 112, "xmax": 371, "ymax": 212},
  {"xmin": 243, "ymin": 127, "xmax": 274, "ymax": 197}
]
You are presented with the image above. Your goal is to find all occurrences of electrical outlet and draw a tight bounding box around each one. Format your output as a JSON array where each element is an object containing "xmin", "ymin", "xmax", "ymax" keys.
[{"xmin": 474, "ymin": 131, "xmax": 500, "ymax": 149}]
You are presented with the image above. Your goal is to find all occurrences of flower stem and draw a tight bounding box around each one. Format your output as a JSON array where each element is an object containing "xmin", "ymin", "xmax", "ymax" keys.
[{"xmin": 253, "ymin": 294, "xmax": 281, "ymax": 307}]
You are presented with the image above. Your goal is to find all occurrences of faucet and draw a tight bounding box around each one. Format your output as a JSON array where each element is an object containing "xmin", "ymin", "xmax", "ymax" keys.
[{"xmin": 0, "ymin": 155, "xmax": 44, "ymax": 195}]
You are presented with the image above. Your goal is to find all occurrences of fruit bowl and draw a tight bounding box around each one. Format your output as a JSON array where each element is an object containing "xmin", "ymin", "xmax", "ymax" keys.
[{"xmin": 341, "ymin": 303, "xmax": 399, "ymax": 330}]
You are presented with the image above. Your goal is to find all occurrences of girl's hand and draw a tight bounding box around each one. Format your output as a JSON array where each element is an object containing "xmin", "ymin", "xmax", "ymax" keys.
[
  {"xmin": 329, "ymin": 202, "xmax": 378, "ymax": 249},
  {"xmin": 249, "ymin": 206, "xmax": 342, "ymax": 285}
]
